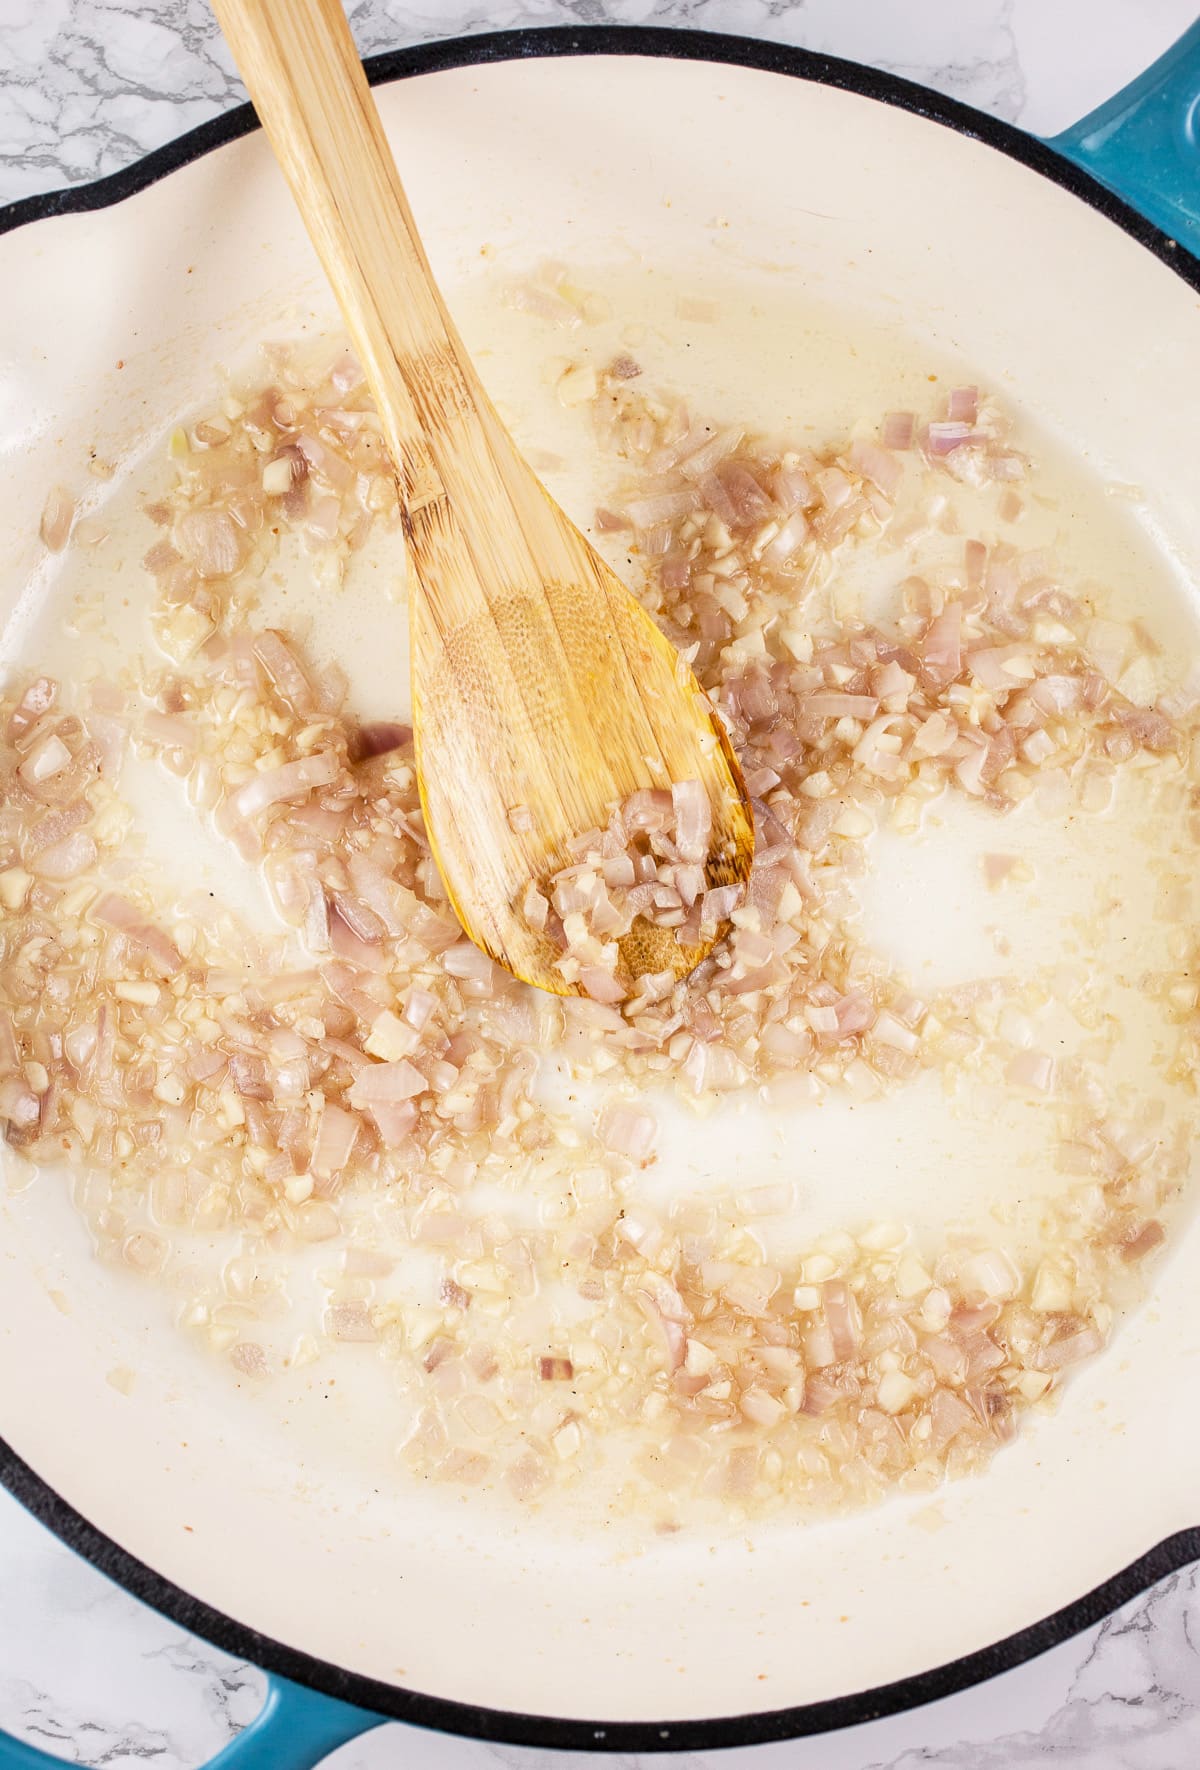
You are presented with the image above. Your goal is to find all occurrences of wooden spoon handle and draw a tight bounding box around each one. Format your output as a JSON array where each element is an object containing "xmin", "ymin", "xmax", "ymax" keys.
[{"xmin": 210, "ymin": 0, "xmax": 463, "ymax": 511}]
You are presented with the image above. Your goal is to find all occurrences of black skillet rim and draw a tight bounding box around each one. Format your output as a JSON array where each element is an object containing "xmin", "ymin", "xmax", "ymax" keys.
[{"xmin": 2, "ymin": 23, "xmax": 1198, "ymax": 1755}]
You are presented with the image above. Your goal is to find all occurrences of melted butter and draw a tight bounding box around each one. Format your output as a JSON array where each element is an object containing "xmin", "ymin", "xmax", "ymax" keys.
[
  {"xmin": 456, "ymin": 267, "xmax": 1198, "ymax": 1253},
  {"xmin": 2, "ymin": 265, "xmax": 1198, "ymax": 1511}
]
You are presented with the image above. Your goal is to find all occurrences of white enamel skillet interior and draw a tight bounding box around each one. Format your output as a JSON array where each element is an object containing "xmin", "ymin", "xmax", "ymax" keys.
[{"xmin": 2, "ymin": 22, "xmax": 1200, "ymax": 1764}]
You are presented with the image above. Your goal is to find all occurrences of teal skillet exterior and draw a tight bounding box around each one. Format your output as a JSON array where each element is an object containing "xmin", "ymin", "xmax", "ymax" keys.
[{"xmin": 1050, "ymin": 17, "xmax": 1200, "ymax": 262}]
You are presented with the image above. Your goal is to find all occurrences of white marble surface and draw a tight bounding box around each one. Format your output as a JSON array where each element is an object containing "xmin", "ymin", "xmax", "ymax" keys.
[{"xmin": 2, "ymin": 0, "xmax": 1200, "ymax": 1765}]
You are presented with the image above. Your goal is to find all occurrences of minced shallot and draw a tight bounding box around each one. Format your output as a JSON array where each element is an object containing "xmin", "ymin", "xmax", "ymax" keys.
[{"xmin": 1, "ymin": 331, "xmax": 1195, "ymax": 1523}]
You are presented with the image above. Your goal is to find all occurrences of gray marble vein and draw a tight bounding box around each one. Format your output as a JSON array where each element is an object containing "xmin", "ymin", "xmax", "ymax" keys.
[
  {"xmin": 2, "ymin": 0, "xmax": 1200, "ymax": 1766},
  {"xmin": 0, "ymin": 0, "xmax": 1191, "ymax": 206}
]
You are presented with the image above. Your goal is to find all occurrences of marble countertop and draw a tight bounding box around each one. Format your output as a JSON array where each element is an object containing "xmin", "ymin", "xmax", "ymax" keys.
[{"xmin": 2, "ymin": 1, "xmax": 1199, "ymax": 1765}]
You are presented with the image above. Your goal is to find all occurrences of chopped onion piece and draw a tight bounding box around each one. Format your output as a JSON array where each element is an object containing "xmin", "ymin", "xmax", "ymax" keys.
[
  {"xmin": 1006, "ymin": 1050, "xmax": 1055, "ymax": 1093},
  {"xmin": 39, "ymin": 486, "xmax": 76, "ymax": 552},
  {"xmin": 350, "ymin": 1058, "xmax": 426, "ymax": 1105},
  {"xmin": 310, "ymin": 1102, "xmax": 359, "ymax": 1180},
  {"xmin": 232, "ymin": 751, "xmax": 339, "ymax": 821},
  {"xmin": 31, "ymin": 831, "xmax": 97, "ymax": 880},
  {"xmin": 598, "ymin": 1103, "xmax": 656, "ymax": 1162},
  {"xmin": 93, "ymin": 894, "xmax": 182, "ymax": 975}
]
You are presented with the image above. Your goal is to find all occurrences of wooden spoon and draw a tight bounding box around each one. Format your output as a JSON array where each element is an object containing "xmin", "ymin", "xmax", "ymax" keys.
[{"xmin": 210, "ymin": 0, "xmax": 754, "ymax": 994}]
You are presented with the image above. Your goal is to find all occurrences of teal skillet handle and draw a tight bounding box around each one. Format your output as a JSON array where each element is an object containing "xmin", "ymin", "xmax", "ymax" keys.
[
  {"xmin": 199, "ymin": 1675, "xmax": 382, "ymax": 1769},
  {"xmin": 0, "ymin": 1673, "xmax": 381, "ymax": 1770},
  {"xmin": 1048, "ymin": 16, "xmax": 1200, "ymax": 259}
]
